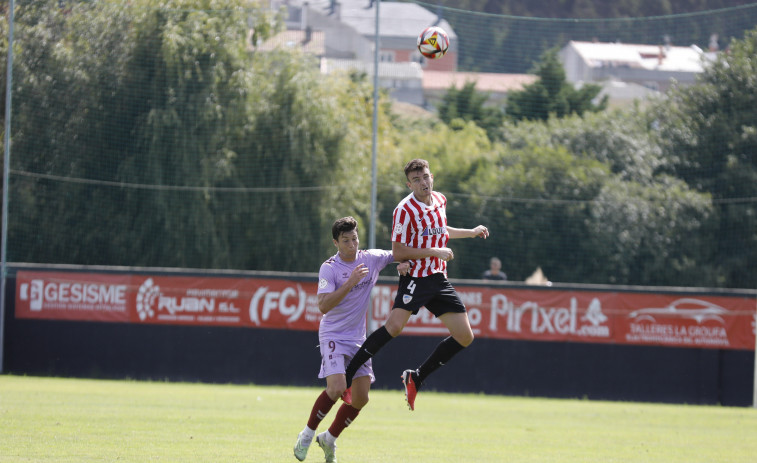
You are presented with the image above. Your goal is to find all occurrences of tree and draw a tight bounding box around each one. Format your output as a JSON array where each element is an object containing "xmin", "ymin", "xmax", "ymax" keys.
[
  {"xmin": 2, "ymin": 0, "xmax": 337, "ymax": 271},
  {"xmin": 225, "ymin": 51, "xmax": 381, "ymax": 272},
  {"xmin": 500, "ymin": 109, "xmax": 667, "ymax": 184},
  {"xmin": 473, "ymin": 111, "xmax": 714, "ymax": 285},
  {"xmin": 112, "ymin": 0, "xmax": 266, "ymax": 269},
  {"xmin": 3, "ymin": 0, "xmax": 138, "ymax": 265},
  {"xmin": 437, "ymin": 81, "xmax": 505, "ymax": 141},
  {"xmin": 586, "ymin": 175, "xmax": 716, "ymax": 286},
  {"xmin": 506, "ymin": 49, "xmax": 607, "ymax": 121},
  {"xmin": 460, "ymin": 143, "xmax": 611, "ymax": 282},
  {"xmin": 650, "ymin": 28, "xmax": 757, "ymax": 288}
]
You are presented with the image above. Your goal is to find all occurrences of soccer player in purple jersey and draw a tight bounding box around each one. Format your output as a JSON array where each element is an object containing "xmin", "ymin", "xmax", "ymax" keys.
[
  {"xmin": 294, "ymin": 216, "xmax": 409, "ymax": 463},
  {"xmin": 342, "ymin": 159, "xmax": 489, "ymax": 412}
]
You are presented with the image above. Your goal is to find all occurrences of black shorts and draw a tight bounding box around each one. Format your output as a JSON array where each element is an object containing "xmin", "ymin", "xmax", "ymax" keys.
[{"xmin": 393, "ymin": 273, "xmax": 466, "ymax": 317}]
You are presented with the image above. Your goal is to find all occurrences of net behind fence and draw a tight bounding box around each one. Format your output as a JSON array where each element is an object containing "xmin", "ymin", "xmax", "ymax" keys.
[{"xmin": 1, "ymin": 0, "xmax": 756, "ymax": 289}]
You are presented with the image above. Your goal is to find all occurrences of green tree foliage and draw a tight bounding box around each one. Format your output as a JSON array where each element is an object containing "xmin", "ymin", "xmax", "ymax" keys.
[
  {"xmin": 459, "ymin": 144, "xmax": 610, "ymax": 282},
  {"xmin": 506, "ymin": 49, "xmax": 607, "ymax": 121},
  {"xmin": 4, "ymin": 0, "xmax": 137, "ymax": 265},
  {"xmin": 112, "ymin": 0, "xmax": 261, "ymax": 269},
  {"xmin": 2, "ymin": 0, "xmax": 272, "ymax": 268},
  {"xmin": 226, "ymin": 52, "xmax": 382, "ymax": 271},
  {"xmin": 650, "ymin": 29, "xmax": 757, "ymax": 288},
  {"xmin": 428, "ymin": 109, "xmax": 714, "ymax": 285},
  {"xmin": 500, "ymin": 109, "xmax": 665, "ymax": 183},
  {"xmin": 437, "ymin": 81, "xmax": 505, "ymax": 141},
  {"xmin": 495, "ymin": 111, "xmax": 713, "ymax": 285},
  {"xmin": 1, "ymin": 0, "xmax": 382, "ymax": 271},
  {"xmin": 586, "ymin": 175, "xmax": 716, "ymax": 286}
]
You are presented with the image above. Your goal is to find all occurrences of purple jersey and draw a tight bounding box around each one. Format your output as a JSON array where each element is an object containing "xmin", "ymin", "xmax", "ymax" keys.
[{"xmin": 317, "ymin": 249, "xmax": 394, "ymax": 343}]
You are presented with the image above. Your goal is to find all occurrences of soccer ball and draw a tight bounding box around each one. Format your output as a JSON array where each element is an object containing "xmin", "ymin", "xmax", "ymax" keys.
[{"xmin": 417, "ymin": 26, "xmax": 449, "ymax": 60}]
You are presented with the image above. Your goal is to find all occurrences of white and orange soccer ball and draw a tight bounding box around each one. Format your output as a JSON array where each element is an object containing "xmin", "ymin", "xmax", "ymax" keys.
[{"xmin": 417, "ymin": 26, "xmax": 449, "ymax": 60}]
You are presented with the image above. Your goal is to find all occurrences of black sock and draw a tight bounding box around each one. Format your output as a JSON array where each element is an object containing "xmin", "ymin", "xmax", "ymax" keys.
[
  {"xmin": 345, "ymin": 326, "xmax": 393, "ymax": 388},
  {"xmin": 416, "ymin": 336, "xmax": 466, "ymax": 388}
]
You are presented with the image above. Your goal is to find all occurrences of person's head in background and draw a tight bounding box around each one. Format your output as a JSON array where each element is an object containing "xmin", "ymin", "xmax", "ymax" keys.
[{"xmin": 489, "ymin": 257, "xmax": 502, "ymax": 274}]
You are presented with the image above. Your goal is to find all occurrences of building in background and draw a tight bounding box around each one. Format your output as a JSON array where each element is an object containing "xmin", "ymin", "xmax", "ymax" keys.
[
  {"xmin": 262, "ymin": 1, "xmax": 538, "ymax": 110},
  {"xmin": 560, "ymin": 40, "xmax": 718, "ymax": 106},
  {"xmin": 275, "ymin": 0, "xmax": 457, "ymax": 70},
  {"xmin": 422, "ymin": 71, "xmax": 537, "ymax": 109},
  {"xmin": 260, "ymin": 4, "xmax": 725, "ymax": 110}
]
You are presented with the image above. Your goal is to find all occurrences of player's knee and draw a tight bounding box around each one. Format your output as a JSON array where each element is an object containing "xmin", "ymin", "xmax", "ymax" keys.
[
  {"xmin": 383, "ymin": 318, "xmax": 400, "ymax": 336},
  {"xmin": 385, "ymin": 313, "xmax": 409, "ymax": 336},
  {"xmin": 326, "ymin": 384, "xmax": 346, "ymax": 402},
  {"xmin": 457, "ymin": 331, "xmax": 474, "ymax": 347},
  {"xmin": 385, "ymin": 322, "xmax": 402, "ymax": 337},
  {"xmin": 352, "ymin": 394, "xmax": 369, "ymax": 409}
]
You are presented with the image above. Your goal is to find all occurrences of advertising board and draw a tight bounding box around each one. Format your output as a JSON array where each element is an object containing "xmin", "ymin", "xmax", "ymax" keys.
[{"xmin": 15, "ymin": 271, "xmax": 756, "ymax": 350}]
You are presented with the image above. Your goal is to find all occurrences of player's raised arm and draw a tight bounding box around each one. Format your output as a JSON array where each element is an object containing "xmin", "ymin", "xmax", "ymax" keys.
[{"xmin": 447, "ymin": 225, "xmax": 489, "ymax": 240}]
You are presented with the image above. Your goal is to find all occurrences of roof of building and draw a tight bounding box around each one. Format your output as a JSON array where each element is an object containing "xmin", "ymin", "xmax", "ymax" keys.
[
  {"xmin": 593, "ymin": 79, "xmax": 661, "ymax": 108},
  {"xmin": 423, "ymin": 71, "xmax": 537, "ymax": 93},
  {"xmin": 563, "ymin": 40, "xmax": 716, "ymax": 73},
  {"xmin": 320, "ymin": 58, "xmax": 423, "ymax": 79}
]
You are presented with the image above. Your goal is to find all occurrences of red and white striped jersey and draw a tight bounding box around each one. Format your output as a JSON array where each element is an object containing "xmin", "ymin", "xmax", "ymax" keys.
[{"xmin": 391, "ymin": 191, "xmax": 449, "ymax": 278}]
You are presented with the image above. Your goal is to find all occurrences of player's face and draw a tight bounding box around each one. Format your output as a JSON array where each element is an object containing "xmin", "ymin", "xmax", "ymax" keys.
[
  {"xmin": 334, "ymin": 229, "xmax": 359, "ymax": 261},
  {"xmin": 406, "ymin": 167, "xmax": 434, "ymax": 202}
]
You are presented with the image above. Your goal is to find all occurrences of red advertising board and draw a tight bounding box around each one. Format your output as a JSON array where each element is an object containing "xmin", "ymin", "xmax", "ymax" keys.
[
  {"xmin": 15, "ymin": 271, "xmax": 323, "ymax": 331},
  {"xmin": 15, "ymin": 270, "xmax": 757, "ymax": 350},
  {"xmin": 15, "ymin": 272, "xmax": 131, "ymax": 323}
]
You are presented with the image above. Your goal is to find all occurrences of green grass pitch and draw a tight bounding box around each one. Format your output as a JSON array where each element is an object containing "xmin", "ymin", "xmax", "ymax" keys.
[{"xmin": 1, "ymin": 375, "xmax": 755, "ymax": 462}]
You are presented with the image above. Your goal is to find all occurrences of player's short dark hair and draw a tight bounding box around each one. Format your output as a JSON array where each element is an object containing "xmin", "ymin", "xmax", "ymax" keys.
[
  {"xmin": 404, "ymin": 158, "xmax": 430, "ymax": 179},
  {"xmin": 332, "ymin": 216, "xmax": 358, "ymax": 240}
]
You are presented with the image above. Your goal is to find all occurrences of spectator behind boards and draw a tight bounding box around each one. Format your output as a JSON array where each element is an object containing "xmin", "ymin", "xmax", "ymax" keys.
[{"xmin": 482, "ymin": 257, "xmax": 507, "ymax": 281}]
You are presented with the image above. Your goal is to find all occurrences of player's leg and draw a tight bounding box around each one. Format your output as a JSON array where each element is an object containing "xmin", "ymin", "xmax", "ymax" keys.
[
  {"xmin": 294, "ymin": 341, "xmax": 350, "ymax": 461},
  {"xmin": 383, "ymin": 304, "xmax": 414, "ymax": 336},
  {"xmin": 318, "ymin": 368, "xmax": 372, "ymax": 462},
  {"xmin": 324, "ymin": 372, "xmax": 348, "ymax": 402},
  {"xmin": 439, "ymin": 310, "xmax": 475, "ymax": 347},
  {"xmin": 402, "ymin": 281, "xmax": 472, "ymax": 410},
  {"xmin": 294, "ymin": 375, "xmax": 341, "ymax": 461},
  {"xmin": 343, "ymin": 308, "xmax": 412, "ymax": 388},
  {"xmin": 348, "ymin": 373, "xmax": 371, "ymax": 409},
  {"xmin": 418, "ymin": 311, "xmax": 473, "ymax": 382}
]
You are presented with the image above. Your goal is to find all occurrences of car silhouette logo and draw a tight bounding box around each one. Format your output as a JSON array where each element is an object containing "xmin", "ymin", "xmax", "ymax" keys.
[{"xmin": 628, "ymin": 298, "xmax": 729, "ymax": 324}]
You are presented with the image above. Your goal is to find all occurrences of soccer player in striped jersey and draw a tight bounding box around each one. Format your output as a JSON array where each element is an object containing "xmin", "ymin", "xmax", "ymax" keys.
[
  {"xmin": 342, "ymin": 158, "xmax": 489, "ymax": 411},
  {"xmin": 294, "ymin": 216, "xmax": 409, "ymax": 462}
]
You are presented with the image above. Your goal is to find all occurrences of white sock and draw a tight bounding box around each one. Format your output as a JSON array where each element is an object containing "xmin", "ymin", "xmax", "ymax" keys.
[
  {"xmin": 323, "ymin": 430, "xmax": 336, "ymax": 442},
  {"xmin": 301, "ymin": 426, "xmax": 315, "ymax": 440}
]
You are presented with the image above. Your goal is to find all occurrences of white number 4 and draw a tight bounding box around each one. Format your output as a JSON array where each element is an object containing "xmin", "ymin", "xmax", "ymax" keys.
[{"xmin": 406, "ymin": 280, "xmax": 417, "ymax": 294}]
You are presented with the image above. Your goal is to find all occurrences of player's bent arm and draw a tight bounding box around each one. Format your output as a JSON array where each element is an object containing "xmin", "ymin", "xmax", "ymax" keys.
[
  {"xmin": 318, "ymin": 287, "xmax": 351, "ymax": 315},
  {"xmin": 318, "ymin": 263, "xmax": 369, "ymax": 314},
  {"xmin": 392, "ymin": 241, "xmax": 452, "ymax": 262},
  {"xmin": 448, "ymin": 225, "xmax": 489, "ymax": 239}
]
